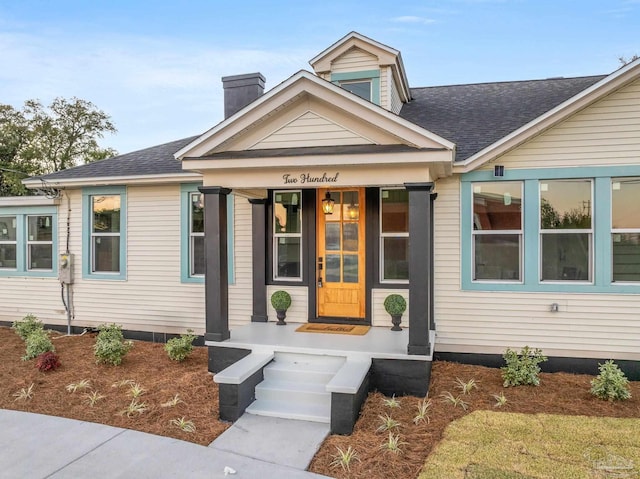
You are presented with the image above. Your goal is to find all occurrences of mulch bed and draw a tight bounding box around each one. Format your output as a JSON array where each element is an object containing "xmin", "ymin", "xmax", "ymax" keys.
[{"xmin": 2, "ymin": 325, "xmax": 640, "ymax": 479}]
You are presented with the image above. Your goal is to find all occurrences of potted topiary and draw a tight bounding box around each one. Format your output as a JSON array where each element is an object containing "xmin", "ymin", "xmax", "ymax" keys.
[
  {"xmin": 270, "ymin": 290, "xmax": 292, "ymax": 326},
  {"xmin": 384, "ymin": 294, "xmax": 407, "ymax": 331}
]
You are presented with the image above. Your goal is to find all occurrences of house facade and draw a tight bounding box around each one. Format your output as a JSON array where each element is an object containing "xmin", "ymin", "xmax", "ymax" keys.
[{"xmin": 3, "ymin": 32, "xmax": 640, "ymax": 431}]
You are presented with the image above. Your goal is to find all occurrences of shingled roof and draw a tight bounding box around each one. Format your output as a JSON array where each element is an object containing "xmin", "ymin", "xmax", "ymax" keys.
[
  {"xmin": 32, "ymin": 74, "xmax": 606, "ymax": 182},
  {"xmin": 400, "ymin": 75, "xmax": 606, "ymax": 162}
]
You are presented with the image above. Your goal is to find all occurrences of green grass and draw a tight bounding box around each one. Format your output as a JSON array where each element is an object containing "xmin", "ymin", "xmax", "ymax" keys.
[{"xmin": 419, "ymin": 411, "xmax": 640, "ymax": 479}]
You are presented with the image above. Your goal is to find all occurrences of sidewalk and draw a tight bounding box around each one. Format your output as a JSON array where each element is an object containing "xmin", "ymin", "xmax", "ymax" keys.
[{"xmin": 0, "ymin": 409, "xmax": 331, "ymax": 478}]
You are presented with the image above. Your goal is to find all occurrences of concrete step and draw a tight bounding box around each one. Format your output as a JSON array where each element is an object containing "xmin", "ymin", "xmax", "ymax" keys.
[
  {"xmin": 263, "ymin": 361, "xmax": 336, "ymax": 385},
  {"xmin": 255, "ymin": 379, "xmax": 330, "ymax": 405},
  {"xmin": 245, "ymin": 399, "xmax": 331, "ymax": 423},
  {"xmin": 272, "ymin": 352, "xmax": 345, "ymax": 373}
]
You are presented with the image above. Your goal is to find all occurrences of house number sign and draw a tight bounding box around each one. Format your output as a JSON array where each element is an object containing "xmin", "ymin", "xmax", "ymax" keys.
[{"xmin": 282, "ymin": 172, "xmax": 340, "ymax": 184}]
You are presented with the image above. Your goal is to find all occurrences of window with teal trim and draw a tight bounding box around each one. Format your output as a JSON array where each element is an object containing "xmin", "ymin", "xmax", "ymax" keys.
[
  {"xmin": 0, "ymin": 209, "xmax": 57, "ymax": 276},
  {"xmin": 612, "ymin": 178, "xmax": 640, "ymax": 282},
  {"xmin": 331, "ymin": 70, "xmax": 381, "ymax": 105},
  {"xmin": 341, "ymin": 80, "xmax": 372, "ymax": 101},
  {"xmin": 189, "ymin": 192, "xmax": 205, "ymax": 276}
]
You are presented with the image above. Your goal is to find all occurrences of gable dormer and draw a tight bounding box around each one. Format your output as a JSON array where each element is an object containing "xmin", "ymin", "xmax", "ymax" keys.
[{"xmin": 309, "ymin": 32, "xmax": 411, "ymax": 114}]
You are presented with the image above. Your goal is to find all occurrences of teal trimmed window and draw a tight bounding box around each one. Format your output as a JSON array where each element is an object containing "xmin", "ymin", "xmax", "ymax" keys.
[
  {"xmin": 0, "ymin": 206, "xmax": 57, "ymax": 277},
  {"xmin": 180, "ymin": 184, "xmax": 234, "ymax": 284},
  {"xmin": 331, "ymin": 70, "xmax": 381, "ymax": 105},
  {"xmin": 461, "ymin": 165, "xmax": 640, "ymax": 293},
  {"xmin": 82, "ymin": 186, "xmax": 127, "ymax": 280}
]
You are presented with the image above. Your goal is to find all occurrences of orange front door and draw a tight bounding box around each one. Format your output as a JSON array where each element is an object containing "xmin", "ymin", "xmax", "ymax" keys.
[{"xmin": 317, "ymin": 188, "xmax": 366, "ymax": 319}]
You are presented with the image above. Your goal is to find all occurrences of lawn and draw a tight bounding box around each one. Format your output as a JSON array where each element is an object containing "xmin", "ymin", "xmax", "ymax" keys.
[{"xmin": 2, "ymin": 325, "xmax": 640, "ymax": 479}]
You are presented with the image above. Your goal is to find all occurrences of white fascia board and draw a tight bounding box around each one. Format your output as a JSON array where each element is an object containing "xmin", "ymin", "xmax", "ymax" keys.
[
  {"xmin": 456, "ymin": 58, "xmax": 640, "ymax": 173},
  {"xmin": 175, "ymin": 70, "xmax": 454, "ymax": 160},
  {"xmin": 22, "ymin": 172, "xmax": 202, "ymax": 189},
  {"xmin": 0, "ymin": 196, "xmax": 60, "ymax": 207},
  {"xmin": 308, "ymin": 31, "xmax": 399, "ymax": 67}
]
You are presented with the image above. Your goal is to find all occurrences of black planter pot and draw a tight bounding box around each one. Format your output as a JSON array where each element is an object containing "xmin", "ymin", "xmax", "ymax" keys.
[
  {"xmin": 390, "ymin": 314, "xmax": 403, "ymax": 331},
  {"xmin": 275, "ymin": 309, "xmax": 287, "ymax": 326}
]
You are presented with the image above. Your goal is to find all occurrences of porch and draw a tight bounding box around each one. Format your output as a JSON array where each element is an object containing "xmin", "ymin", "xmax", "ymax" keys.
[{"xmin": 209, "ymin": 323, "xmax": 435, "ymax": 434}]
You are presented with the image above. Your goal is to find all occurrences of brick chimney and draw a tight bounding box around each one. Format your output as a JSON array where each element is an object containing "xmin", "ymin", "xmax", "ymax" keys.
[{"xmin": 222, "ymin": 72, "xmax": 266, "ymax": 119}]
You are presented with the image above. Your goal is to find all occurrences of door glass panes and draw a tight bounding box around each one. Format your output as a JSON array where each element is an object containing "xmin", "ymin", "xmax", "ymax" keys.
[
  {"xmin": 343, "ymin": 255, "xmax": 358, "ymax": 283},
  {"xmin": 325, "ymin": 223, "xmax": 340, "ymax": 251},
  {"xmin": 325, "ymin": 254, "xmax": 340, "ymax": 282},
  {"xmin": 324, "ymin": 191, "xmax": 341, "ymax": 222},
  {"xmin": 342, "ymin": 191, "xmax": 359, "ymax": 221},
  {"xmin": 343, "ymin": 223, "xmax": 358, "ymax": 251}
]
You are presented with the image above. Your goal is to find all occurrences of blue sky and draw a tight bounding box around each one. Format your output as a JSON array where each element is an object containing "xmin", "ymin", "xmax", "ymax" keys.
[{"xmin": 1, "ymin": 0, "xmax": 638, "ymax": 154}]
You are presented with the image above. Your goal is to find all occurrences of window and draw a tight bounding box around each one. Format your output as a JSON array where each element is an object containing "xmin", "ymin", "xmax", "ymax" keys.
[
  {"xmin": 540, "ymin": 180, "xmax": 592, "ymax": 282},
  {"xmin": 189, "ymin": 192, "xmax": 205, "ymax": 276},
  {"xmin": 27, "ymin": 215, "xmax": 53, "ymax": 271},
  {"xmin": 380, "ymin": 188, "xmax": 409, "ymax": 282},
  {"xmin": 472, "ymin": 182, "xmax": 522, "ymax": 281},
  {"xmin": 340, "ymin": 81, "xmax": 371, "ymax": 101},
  {"xmin": 273, "ymin": 190, "xmax": 302, "ymax": 280},
  {"xmin": 612, "ymin": 178, "xmax": 640, "ymax": 282},
  {"xmin": 83, "ymin": 186, "xmax": 126, "ymax": 280},
  {"xmin": 0, "ymin": 215, "xmax": 17, "ymax": 269}
]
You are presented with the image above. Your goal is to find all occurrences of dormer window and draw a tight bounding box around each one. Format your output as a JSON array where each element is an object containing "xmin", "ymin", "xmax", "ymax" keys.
[{"xmin": 340, "ymin": 80, "xmax": 372, "ymax": 102}]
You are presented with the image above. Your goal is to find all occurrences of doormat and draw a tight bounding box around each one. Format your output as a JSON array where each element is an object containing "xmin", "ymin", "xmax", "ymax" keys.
[{"xmin": 295, "ymin": 323, "xmax": 370, "ymax": 335}]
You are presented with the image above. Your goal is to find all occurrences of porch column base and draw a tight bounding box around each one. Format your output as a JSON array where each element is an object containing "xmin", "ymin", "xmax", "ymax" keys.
[
  {"xmin": 205, "ymin": 331, "xmax": 230, "ymax": 343},
  {"xmin": 407, "ymin": 344, "xmax": 430, "ymax": 356},
  {"xmin": 251, "ymin": 314, "xmax": 268, "ymax": 322}
]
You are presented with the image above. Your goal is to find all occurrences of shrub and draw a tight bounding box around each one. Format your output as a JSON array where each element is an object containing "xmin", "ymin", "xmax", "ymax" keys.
[
  {"xmin": 12, "ymin": 313, "xmax": 44, "ymax": 341},
  {"xmin": 270, "ymin": 290, "xmax": 292, "ymax": 311},
  {"xmin": 94, "ymin": 323, "xmax": 133, "ymax": 365},
  {"xmin": 590, "ymin": 360, "xmax": 631, "ymax": 401},
  {"xmin": 165, "ymin": 330, "xmax": 197, "ymax": 362},
  {"xmin": 35, "ymin": 351, "xmax": 61, "ymax": 372},
  {"xmin": 501, "ymin": 346, "xmax": 547, "ymax": 387},
  {"xmin": 22, "ymin": 328, "xmax": 54, "ymax": 361},
  {"xmin": 383, "ymin": 294, "xmax": 407, "ymax": 316}
]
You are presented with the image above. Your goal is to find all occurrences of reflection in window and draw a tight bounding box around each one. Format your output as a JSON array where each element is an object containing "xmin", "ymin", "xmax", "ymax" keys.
[
  {"xmin": 0, "ymin": 215, "xmax": 17, "ymax": 269},
  {"xmin": 380, "ymin": 188, "xmax": 409, "ymax": 282},
  {"xmin": 190, "ymin": 193, "xmax": 204, "ymax": 276},
  {"xmin": 612, "ymin": 178, "xmax": 640, "ymax": 282},
  {"xmin": 340, "ymin": 81, "xmax": 371, "ymax": 101},
  {"xmin": 540, "ymin": 180, "xmax": 592, "ymax": 282},
  {"xmin": 274, "ymin": 191, "xmax": 302, "ymax": 280},
  {"xmin": 27, "ymin": 215, "xmax": 53, "ymax": 271},
  {"xmin": 472, "ymin": 182, "xmax": 522, "ymax": 281},
  {"xmin": 91, "ymin": 195, "xmax": 121, "ymax": 273}
]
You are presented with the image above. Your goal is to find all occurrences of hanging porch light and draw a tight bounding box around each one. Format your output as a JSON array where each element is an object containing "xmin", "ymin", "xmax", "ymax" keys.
[{"xmin": 321, "ymin": 191, "xmax": 335, "ymax": 215}]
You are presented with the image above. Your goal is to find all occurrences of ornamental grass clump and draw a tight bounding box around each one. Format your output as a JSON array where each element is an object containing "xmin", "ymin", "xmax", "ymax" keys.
[
  {"xmin": 12, "ymin": 313, "xmax": 44, "ymax": 341},
  {"xmin": 23, "ymin": 328, "xmax": 55, "ymax": 361},
  {"xmin": 94, "ymin": 323, "xmax": 133, "ymax": 366},
  {"xmin": 501, "ymin": 346, "xmax": 547, "ymax": 387},
  {"xmin": 590, "ymin": 360, "xmax": 631, "ymax": 401},
  {"xmin": 165, "ymin": 330, "xmax": 197, "ymax": 362}
]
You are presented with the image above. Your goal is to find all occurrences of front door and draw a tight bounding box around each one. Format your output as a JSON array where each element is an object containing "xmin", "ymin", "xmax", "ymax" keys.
[{"xmin": 317, "ymin": 188, "xmax": 366, "ymax": 319}]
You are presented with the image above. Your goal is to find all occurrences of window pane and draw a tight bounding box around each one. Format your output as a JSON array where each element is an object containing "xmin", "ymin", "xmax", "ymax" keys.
[
  {"xmin": 323, "ymin": 191, "xmax": 341, "ymax": 222},
  {"xmin": 343, "ymin": 255, "xmax": 358, "ymax": 283},
  {"xmin": 325, "ymin": 223, "xmax": 340, "ymax": 250},
  {"xmin": 541, "ymin": 233, "xmax": 590, "ymax": 281},
  {"xmin": 474, "ymin": 235, "xmax": 520, "ymax": 280},
  {"xmin": 29, "ymin": 244, "xmax": 53, "ymax": 270},
  {"xmin": 342, "ymin": 191, "xmax": 359, "ymax": 220},
  {"xmin": 192, "ymin": 236, "xmax": 205, "ymax": 276},
  {"xmin": 343, "ymin": 223, "xmax": 358, "ymax": 252},
  {"xmin": 28, "ymin": 215, "xmax": 53, "ymax": 241},
  {"xmin": 381, "ymin": 189, "xmax": 408, "ymax": 233},
  {"xmin": 274, "ymin": 192, "xmax": 301, "ymax": 233},
  {"xmin": 92, "ymin": 195, "xmax": 121, "ymax": 233},
  {"xmin": 540, "ymin": 180, "xmax": 591, "ymax": 229},
  {"xmin": 191, "ymin": 193, "xmax": 204, "ymax": 233},
  {"xmin": 612, "ymin": 178, "xmax": 640, "ymax": 229},
  {"xmin": 0, "ymin": 216, "xmax": 17, "ymax": 241},
  {"xmin": 276, "ymin": 237, "xmax": 300, "ymax": 278},
  {"xmin": 473, "ymin": 182, "xmax": 521, "ymax": 230},
  {"xmin": 325, "ymin": 254, "xmax": 340, "ymax": 282},
  {"xmin": 93, "ymin": 236, "xmax": 120, "ymax": 273},
  {"xmin": 341, "ymin": 81, "xmax": 371, "ymax": 101},
  {"xmin": 613, "ymin": 233, "xmax": 640, "ymax": 282},
  {"xmin": 383, "ymin": 237, "xmax": 409, "ymax": 280},
  {"xmin": 0, "ymin": 244, "xmax": 16, "ymax": 268}
]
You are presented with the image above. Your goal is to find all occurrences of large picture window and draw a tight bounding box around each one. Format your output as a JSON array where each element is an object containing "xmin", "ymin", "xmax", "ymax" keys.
[
  {"xmin": 612, "ymin": 178, "xmax": 640, "ymax": 282},
  {"xmin": 380, "ymin": 188, "xmax": 409, "ymax": 282},
  {"xmin": 472, "ymin": 182, "xmax": 522, "ymax": 281},
  {"xmin": 0, "ymin": 215, "xmax": 17, "ymax": 269},
  {"xmin": 27, "ymin": 215, "xmax": 53, "ymax": 271},
  {"xmin": 273, "ymin": 190, "xmax": 302, "ymax": 280},
  {"xmin": 540, "ymin": 179, "xmax": 592, "ymax": 282}
]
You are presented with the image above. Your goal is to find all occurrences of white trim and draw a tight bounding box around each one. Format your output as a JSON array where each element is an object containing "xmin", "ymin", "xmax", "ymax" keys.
[
  {"xmin": 23, "ymin": 172, "xmax": 202, "ymax": 189},
  {"xmin": 309, "ymin": 32, "xmax": 400, "ymax": 66},
  {"xmin": 0, "ymin": 196, "xmax": 60, "ymax": 207},
  {"xmin": 455, "ymin": 58, "xmax": 640, "ymax": 172}
]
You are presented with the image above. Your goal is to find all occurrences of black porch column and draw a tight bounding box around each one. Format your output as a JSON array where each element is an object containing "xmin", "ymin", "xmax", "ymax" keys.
[
  {"xmin": 249, "ymin": 198, "xmax": 268, "ymax": 322},
  {"xmin": 404, "ymin": 182, "xmax": 435, "ymax": 356},
  {"xmin": 199, "ymin": 186, "xmax": 231, "ymax": 342}
]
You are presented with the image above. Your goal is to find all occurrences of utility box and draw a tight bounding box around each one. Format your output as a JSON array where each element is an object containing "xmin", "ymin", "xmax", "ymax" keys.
[{"xmin": 59, "ymin": 253, "xmax": 74, "ymax": 284}]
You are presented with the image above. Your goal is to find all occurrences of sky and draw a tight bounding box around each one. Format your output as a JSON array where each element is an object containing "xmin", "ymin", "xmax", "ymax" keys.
[{"xmin": 1, "ymin": 0, "xmax": 638, "ymax": 155}]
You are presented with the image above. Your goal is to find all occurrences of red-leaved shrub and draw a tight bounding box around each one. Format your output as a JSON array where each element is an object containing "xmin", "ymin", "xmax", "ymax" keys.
[{"xmin": 35, "ymin": 351, "xmax": 61, "ymax": 372}]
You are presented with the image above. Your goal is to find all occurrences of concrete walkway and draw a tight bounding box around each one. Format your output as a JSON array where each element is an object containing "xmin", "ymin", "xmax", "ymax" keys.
[{"xmin": 0, "ymin": 409, "xmax": 332, "ymax": 478}]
